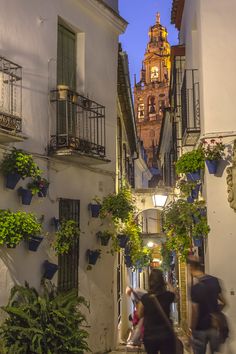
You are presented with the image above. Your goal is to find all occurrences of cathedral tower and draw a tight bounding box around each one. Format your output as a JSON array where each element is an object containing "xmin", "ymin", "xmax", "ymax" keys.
[{"xmin": 134, "ymin": 13, "xmax": 170, "ymax": 170}]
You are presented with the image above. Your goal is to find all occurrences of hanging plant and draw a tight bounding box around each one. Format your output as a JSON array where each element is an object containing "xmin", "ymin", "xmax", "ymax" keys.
[
  {"xmin": 175, "ymin": 149, "xmax": 205, "ymax": 176},
  {"xmin": 96, "ymin": 230, "xmax": 113, "ymax": 246},
  {"xmin": 1, "ymin": 148, "xmax": 41, "ymax": 180},
  {"xmin": 54, "ymin": 219, "xmax": 80, "ymax": 255},
  {"xmin": 201, "ymin": 139, "xmax": 226, "ymax": 174},
  {"xmin": 100, "ymin": 187, "xmax": 136, "ymax": 222},
  {"xmin": 163, "ymin": 199, "xmax": 210, "ymax": 259},
  {"xmin": 0, "ymin": 210, "xmax": 42, "ymax": 248}
]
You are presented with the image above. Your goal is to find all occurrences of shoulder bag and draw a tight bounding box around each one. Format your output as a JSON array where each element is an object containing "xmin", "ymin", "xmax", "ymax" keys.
[{"xmin": 150, "ymin": 294, "xmax": 184, "ymax": 354}]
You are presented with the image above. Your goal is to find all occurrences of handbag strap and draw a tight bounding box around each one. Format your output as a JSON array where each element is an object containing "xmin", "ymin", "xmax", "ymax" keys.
[{"xmin": 149, "ymin": 294, "xmax": 175, "ymax": 336}]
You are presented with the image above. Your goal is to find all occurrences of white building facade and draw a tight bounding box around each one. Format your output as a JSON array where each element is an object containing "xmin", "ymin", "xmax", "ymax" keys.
[
  {"xmin": 170, "ymin": 0, "xmax": 236, "ymax": 351},
  {"xmin": 0, "ymin": 0, "xmax": 127, "ymax": 352}
]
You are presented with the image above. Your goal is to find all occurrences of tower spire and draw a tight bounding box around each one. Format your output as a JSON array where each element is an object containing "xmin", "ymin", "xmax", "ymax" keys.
[{"xmin": 156, "ymin": 12, "xmax": 160, "ymax": 24}]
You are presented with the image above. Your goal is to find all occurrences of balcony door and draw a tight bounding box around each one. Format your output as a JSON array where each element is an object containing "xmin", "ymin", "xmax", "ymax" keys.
[{"xmin": 57, "ymin": 23, "xmax": 76, "ymax": 139}]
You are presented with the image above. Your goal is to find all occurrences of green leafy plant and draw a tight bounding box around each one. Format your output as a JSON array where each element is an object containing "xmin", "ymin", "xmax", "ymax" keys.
[
  {"xmin": 100, "ymin": 187, "xmax": 136, "ymax": 222},
  {"xmin": 1, "ymin": 148, "xmax": 41, "ymax": 179},
  {"xmin": 54, "ymin": 219, "xmax": 80, "ymax": 255},
  {"xmin": 0, "ymin": 210, "xmax": 42, "ymax": 248},
  {"xmin": 177, "ymin": 179, "xmax": 198, "ymax": 197},
  {"xmin": 175, "ymin": 149, "xmax": 205, "ymax": 175},
  {"xmin": 163, "ymin": 199, "xmax": 210, "ymax": 259},
  {"xmin": 201, "ymin": 139, "xmax": 225, "ymax": 160},
  {"xmin": 160, "ymin": 243, "xmax": 173, "ymax": 272},
  {"xmin": 0, "ymin": 282, "xmax": 90, "ymax": 354},
  {"xmin": 27, "ymin": 181, "xmax": 40, "ymax": 196}
]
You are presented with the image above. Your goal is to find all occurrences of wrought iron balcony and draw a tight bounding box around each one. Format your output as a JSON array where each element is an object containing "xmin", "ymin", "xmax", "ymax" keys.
[
  {"xmin": 0, "ymin": 56, "xmax": 24, "ymax": 143},
  {"xmin": 49, "ymin": 88, "xmax": 109, "ymax": 164},
  {"xmin": 181, "ymin": 69, "xmax": 200, "ymax": 146}
]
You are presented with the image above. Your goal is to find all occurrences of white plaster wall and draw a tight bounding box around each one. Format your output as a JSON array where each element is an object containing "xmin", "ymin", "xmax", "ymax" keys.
[
  {"xmin": 181, "ymin": 1, "xmax": 236, "ymax": 352},
  {"xmin": 0, "ymin": 0, "xmax": 125, "ymax": 352}
]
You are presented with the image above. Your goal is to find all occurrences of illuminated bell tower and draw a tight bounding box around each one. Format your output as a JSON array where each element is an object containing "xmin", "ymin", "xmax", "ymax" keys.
[{"xmin": 134, "ymin": 12, "xmax": 170, "ymax": 170}]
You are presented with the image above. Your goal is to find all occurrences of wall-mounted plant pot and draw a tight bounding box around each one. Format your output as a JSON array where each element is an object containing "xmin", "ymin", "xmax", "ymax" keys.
[
  {"xmin": 117, "ymin": 234, "xmax": 128, "ymax": 248},
  {"xmin": 43, "ymin": 260, "xmax": 58, "ymax": 280},
  {"xmin": 191, "ymin": 184, "xmax": 201, "ymax": 199},
  {"xmin": 28, "ymin": 236, "xmax": 44, "ymax": 252},
  {"xmin": 192, "ymin": 214, "xmax": 200, "ymax": 224},
  {"xmin": 89, "ymin": 203, "xmax": 101, "ymax": 218},
  {"xmin": 87, "ymin": 249, "xmax": 101, "ymax": 265},
  {"xmin": 124, "ymin": 255, "xmax": 133, "ymax": 268},
  {"xmin": 6, "ymin": 172, "xmax": 21, "ymax": 189},
  {"xmin": 187, "ymin": 196, "xmax": 194, "ymax": 203},
  {"xmin": 206, "ymin": 160, "xmax": 218, "ymax": 174},
  {"xmin": 96, "ymin": 232, "xmax": 111, "ymax": 246},
  {"xmin": 38, "ymin": 186, "xmax": 48, "ymax": 198},
  {"xmin": 52, "ymin": 217, "xmax": 60, "ymax": 230},
  {"xmin": 193, "ymin": 238, "xmax": 202, "ymax": 247},
  {"xmin": 20, "ymin": 188, "xmax": 33, "ymax": 205},
  {"xmin": 186, "ymin": 170, "xmax": 201, "ymax": 181}
]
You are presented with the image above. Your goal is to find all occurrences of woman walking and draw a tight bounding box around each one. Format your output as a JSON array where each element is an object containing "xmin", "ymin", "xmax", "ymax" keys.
[{"xmin": 138, "ymin": 269, "xmax": 176, "ymax": 354}]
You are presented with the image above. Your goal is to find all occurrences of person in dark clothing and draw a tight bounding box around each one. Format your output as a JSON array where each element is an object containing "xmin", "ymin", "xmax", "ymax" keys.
[
  {"xmin": 187, "ymin": 256, "xmax": 226, "ymax": 354},
  {"xmin": 138, "ymin": 269, "xmax": 176, "ymax": 354}
]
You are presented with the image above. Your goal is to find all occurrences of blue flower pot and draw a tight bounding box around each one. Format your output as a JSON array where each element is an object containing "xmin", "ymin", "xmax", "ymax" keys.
[
  {"xmin": 124, "ymin": 255, "xmax": 133, "ymax": 268},
  {"xmin": 28, "ymin": 236, "xmax": 43, "ymax": 252},
  {"xmin": 117, "ymin": 234, "xmax": 128, "ymax": 248},
  {"xmin": 6, "ymin": 172, "xmax": 21, "ymax": 189},
  {"xmin": 20, "ymin": 188, "xmax": 33, "ymax": 205},
  {"xmin": 87, "ymin": 250, "xmax": 100, "ymax": 265},
  {"xmin": 38, "ymin": 186, "xmax": 48, "ymax": 197},
  {"xmin": 191, "ymin": 184, "xmax": 201, "ymax": 199},
  {"xmin": 186, "ymin": 170, "xmax": 201, "ymax": 181},
  {"xmin": 193, "ymin": 238, "xmax": 202, "ymax": 247},
  {"xmin": 206, "ymin": 160, "xmax": 218, "ymax": 174},
  {"xmin": 187, "ymin": 196, "xmax": 194, "ymax": 203},
  {"xmin": 89, "ymin": 204, "xmax": 101, "ymax": 218},
  {"xmin": 43, "ymin": 260, "xmax": 58, "ymax": 280}
]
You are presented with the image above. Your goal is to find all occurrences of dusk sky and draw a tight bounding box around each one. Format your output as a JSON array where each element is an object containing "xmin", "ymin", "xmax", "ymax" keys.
[{"xmin": 119, "ymin": 0, "xmax": 178, "ymax": 87}]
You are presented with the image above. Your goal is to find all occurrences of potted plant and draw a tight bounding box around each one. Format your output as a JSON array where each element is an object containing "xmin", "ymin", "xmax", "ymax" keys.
[
  {"xmin": 163, "ymin": 199, "xmax": 210, "ymax": 259},
  {"xmin": 1, "ymin": 148, "xmax": 41, "ymax": 189},
  {"xmin": 54, "ymin": 219, "xmax": 80, "ymax": 255},
  {"xmin": 89, "ymin": 197, "xmax": 102, "ymax": 218},
  {"xmin": 87, "ymin": 249, "xmax": 101, "ymax": 265},
  {"xmin": 201, "ymin": 139, "xmax": 225, "ymax": 174},
  {"xmin": 0, "ymin": 282, "xmax": 89, "ymax": 353},
  {"xmin": 117, "ymin": 233, "xmax": 129, "ymax": 248},
  {"xmin": 96, "ymin": 230, "xmax": 112, "ymax": 246},
  {"xmin": 0, "ymin": 210, "xmax": 42, "ymax": 249},
  {"xmin": 100, "ymin": 187, "xmax": 135, "ymax": 222},
  {"xmin": 28, "ymin": 177, "xmax": 49, "ymax": 197},
  {"xmin": 177, "ymin": 180, "xmax": 201, "ymax": 200},
  {"xmin": 175, "ymin": 149, "xmax": 205, "ymax": 181}
]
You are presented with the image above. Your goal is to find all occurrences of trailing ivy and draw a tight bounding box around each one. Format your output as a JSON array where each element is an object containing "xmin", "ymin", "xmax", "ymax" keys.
[{"xmin": 54, "ymin": 220, "xmax": 80, "ymax": 255}]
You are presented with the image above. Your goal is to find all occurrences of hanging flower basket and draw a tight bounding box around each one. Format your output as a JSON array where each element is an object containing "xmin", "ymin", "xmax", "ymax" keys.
[
  {"xmin": 87, "ymin": 249, "xmax": 101, "ymax": 265},
  {"xmin": 117, "ymin": 234, "xmax": 129, "ymax": 248},
  {"xmin": 38, "ymin": 185, "xmax": 49, "ymax": 197},
  {"xmin": 205, "ymin": 160, "xmax": 218, "ymax": 174},
  {"xmin": 89, "ymin": 203, "xmax": 101, "ymax": 218},
  {"xmin": 43, "ymin": 260, "xmax": 58, "ymax": 280},
  {"xmin": 124, "ymin": 255, "xmax": 133, "ymax": 268},
  {"xmin": 28, "ymin": 235, "xmax": 44, "ymax": 252},
  {"xmin": 5, "ymin": 172, "xmax": 21, "ymax": 189},
  {"xmin": 96, "ymin": 231, "xmax": 112, "ymax": 246},
  {"xmin": 20, "ymin": 188, "xmax": 33, "ymax": 205}
]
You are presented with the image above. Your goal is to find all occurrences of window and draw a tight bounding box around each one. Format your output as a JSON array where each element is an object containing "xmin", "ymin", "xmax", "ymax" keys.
[
  {"xmin": 148, "ymin": 96, "xmax": 156, "ymax": 115},
  {"xmin": 138, "ymin": 99, "xmax": 144, "ymax": 120},
  {"xmin": 58, "ymin": 198, "xmax": 80, "ymax": 292}
]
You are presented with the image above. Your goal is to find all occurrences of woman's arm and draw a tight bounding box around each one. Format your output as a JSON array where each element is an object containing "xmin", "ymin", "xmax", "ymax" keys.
[{"xmin": 137, "ymin": 301, "xmax": 144, "ymax": 319}]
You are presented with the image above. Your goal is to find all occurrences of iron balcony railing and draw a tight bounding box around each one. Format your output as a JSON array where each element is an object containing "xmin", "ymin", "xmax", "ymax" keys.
[
  {"xmin": 50, "ymin": 88, "xmax": 106, "ymax": 157},
  {"xmin": 181, "ymin": 69, "xmax": 200, "ymax": 145},
  {"xmin": 0, "ymin": 56, "xmax": 22, "ymax": 132}
]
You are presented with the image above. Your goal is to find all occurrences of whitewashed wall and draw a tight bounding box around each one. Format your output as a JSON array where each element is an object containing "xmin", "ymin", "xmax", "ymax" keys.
[
  {"xmin": 180, "ymin": 1, "xmax": 236, "ymax": 352},
  {"xmin": 0, "ymin": 0, "xmax": 126, "ymax": 352}
]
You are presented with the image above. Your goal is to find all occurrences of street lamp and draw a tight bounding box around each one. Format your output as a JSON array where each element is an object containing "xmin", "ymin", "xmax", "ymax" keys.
[{"xmin": 152, "ymin": 194, "xmax": 168, "ymax": 208}]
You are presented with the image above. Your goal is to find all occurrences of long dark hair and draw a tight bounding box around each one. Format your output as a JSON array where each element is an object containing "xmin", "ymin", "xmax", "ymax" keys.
[{"xmin": 148, "ymin": 269, "xmax": 166, "ymax": 295}]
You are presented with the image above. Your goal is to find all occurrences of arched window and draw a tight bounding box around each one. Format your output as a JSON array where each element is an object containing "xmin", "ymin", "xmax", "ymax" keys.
[
  {"xmin": 148, "ymin": 96, "xmax": 156, "ymax": 115},
  {"xmin": 137, "ymin": 98, "xmax": 144, "ymax": 120}
]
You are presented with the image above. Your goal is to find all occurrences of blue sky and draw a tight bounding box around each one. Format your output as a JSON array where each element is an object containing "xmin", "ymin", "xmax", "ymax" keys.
[{"xmin": 119, "ymin": 0, "xmax": 178, "ymax": 86}]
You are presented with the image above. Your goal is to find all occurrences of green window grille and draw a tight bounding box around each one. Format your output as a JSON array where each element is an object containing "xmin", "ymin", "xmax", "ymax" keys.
[{"xmin": 58, "ymin": 198, "xmax": 80, "ymax": 292}]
